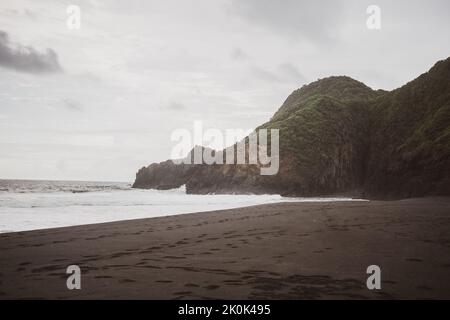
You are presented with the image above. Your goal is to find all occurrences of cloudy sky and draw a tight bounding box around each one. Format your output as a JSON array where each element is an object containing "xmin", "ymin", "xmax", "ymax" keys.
[{"xmin": 0, "ymin": 0, "xmax": 449, "ymax": 182}]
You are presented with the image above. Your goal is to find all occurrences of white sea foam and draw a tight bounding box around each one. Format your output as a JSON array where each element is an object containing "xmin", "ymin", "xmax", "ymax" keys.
[{"xmin": 0, "ymin": 180, "xmax": 365, "ymax": 233}]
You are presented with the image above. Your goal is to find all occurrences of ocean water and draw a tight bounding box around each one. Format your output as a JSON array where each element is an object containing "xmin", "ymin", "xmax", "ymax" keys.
[{"xmin": 0, "ymin": 179, "xmax": 362, "ymax": 233}]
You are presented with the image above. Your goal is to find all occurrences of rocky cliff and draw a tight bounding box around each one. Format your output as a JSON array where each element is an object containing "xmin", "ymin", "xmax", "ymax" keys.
[{"xmin": 133, "ymin": 58, "xmax": 450, "ymax": 199}]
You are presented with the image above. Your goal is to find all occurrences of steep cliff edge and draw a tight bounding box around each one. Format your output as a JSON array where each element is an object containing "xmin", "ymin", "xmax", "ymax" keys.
[
  {"xmin": 363, "ymin": 58, "xmax": 450, "ymax": 198},
  {"xmin": 133, "ymin": 58, "xmax": 450, "ymax": 199}
]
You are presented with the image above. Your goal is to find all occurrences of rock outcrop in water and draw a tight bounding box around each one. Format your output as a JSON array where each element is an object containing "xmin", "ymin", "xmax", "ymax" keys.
[{"xmin": 133, "ymin": 58, "xmax": 450, "ymax": 199}]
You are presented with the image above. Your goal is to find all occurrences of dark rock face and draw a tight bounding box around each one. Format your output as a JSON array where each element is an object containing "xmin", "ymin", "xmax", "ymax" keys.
[
  {"xmin": 133, "ymin": 160, "xmax": 196, "ymax": 190},
  {"xmin": 132, "ymin": 58, "xmax": 450, "ymax": 199}
]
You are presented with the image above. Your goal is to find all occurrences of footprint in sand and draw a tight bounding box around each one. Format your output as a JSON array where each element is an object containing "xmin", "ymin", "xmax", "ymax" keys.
[
  {"xmin": 185, "ymin": 283, "xmax": 199, "ymax": 288},
  {"xmin": 204, "ymin": 285, "xmax": 220, "ymax": 290},
  {"xmin": 406, "ymin": 258, "xmax": 423, "ymax": 262}
]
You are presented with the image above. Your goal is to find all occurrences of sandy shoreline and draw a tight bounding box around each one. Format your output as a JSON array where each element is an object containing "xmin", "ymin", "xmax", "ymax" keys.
[{"xmin": 1, "ymin": 198, "xmax": 449, "ymax": 299}]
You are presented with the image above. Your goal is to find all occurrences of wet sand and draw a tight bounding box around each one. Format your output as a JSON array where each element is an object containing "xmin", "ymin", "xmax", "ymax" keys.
[{"xmin": 1, "ymin": 198, "xmax": 449, "ymax": 299}]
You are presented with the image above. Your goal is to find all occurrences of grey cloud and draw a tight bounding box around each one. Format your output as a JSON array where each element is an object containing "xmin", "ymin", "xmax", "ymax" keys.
[
  {"xmin": 250, "ymin": 66, "xmax": 279, "ymax": 82},
  {"xmin": 167, "ymin": 101, "xmax": 185, "ymax": 111},
  {"xmin": 24, "ymin": 9, "xmax": 38, "ymax": 22},
  {"xmin": 230, "ymin": 47, "xmax": 249, "ymax": 61},
  {"xmin": 63, "ymin": 99, "xmax": 83, "ymax": 112},
  {"xmin": 0, "ymin": 30, "xmax": 62, "ymax": 74},
  {"xmin": 278, "ymin": 62, "xmax": 306, "ymax": 83},
  {"xmin": 251, "ymin": 62, "xmax": 306, "ymax": 84},
  {"xmin": 229, "ymin": 0, "xmax": 345, "ymax": 44}
]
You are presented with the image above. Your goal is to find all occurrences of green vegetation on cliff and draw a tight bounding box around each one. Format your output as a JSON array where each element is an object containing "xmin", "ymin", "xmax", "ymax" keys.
[{"xmin": 133, "ymin": 58, "xmax": 450, "ymax": 199}]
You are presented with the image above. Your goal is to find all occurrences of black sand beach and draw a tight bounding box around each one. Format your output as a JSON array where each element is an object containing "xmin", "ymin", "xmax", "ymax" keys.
[{"xmin": 1, "ymin": 198, "xmax": 449, "ymax": 299}]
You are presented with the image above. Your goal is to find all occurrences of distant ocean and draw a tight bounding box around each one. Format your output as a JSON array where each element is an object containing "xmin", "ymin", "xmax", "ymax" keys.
[{"xmin": 0, "ymin": 179, "xmax": 362, "ymax": 233}]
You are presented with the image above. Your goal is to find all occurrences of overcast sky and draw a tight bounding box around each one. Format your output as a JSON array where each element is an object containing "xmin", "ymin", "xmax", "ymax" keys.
[{"xmin": 0, "ymin": 0, "xmax": 449, "ymax": 182}]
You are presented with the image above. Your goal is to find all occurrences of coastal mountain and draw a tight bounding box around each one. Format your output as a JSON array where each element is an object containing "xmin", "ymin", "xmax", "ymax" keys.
[{"xmin": 133, "ymin": 58, "xmax": 450, "ymax": 199}]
